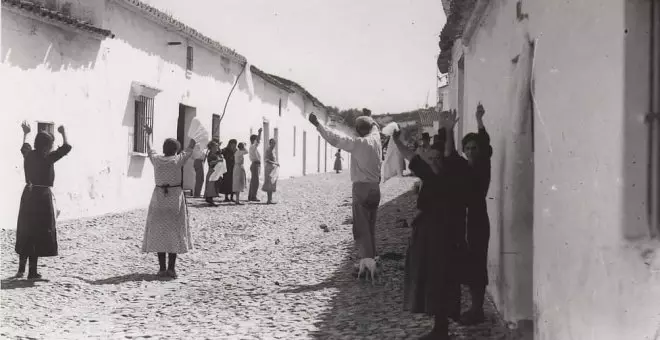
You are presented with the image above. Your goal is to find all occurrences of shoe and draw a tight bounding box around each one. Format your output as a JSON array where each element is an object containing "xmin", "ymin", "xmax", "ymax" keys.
[
  {"xmin": 157, "ymin": 270, "xmax": 168, "ymax": 277},
  {"xmin": 27, "ymin": 272, "xmax": 42, "ymax": 280},
  {"xmin": 266, "ymin": 201, "xmax": 276, "ymax": 205},
  {"xmin": 13, "ymin": 271, "xmax": 24, "ymax": 279},
  {"xmin": 166, "ymin": 269, "xmax": 178, "ymax": 279},
  {"xmin": 249, "ymin": 198, "xmax": 261, "ymax": 202}
]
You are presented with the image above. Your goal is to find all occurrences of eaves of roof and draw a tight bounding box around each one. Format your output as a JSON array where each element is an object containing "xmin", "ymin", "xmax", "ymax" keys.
[
  {"xmin": 249, "ymin": 66, "xmax": 295, "ymax": 93},
  {"xmin": 266, "ymin": 74, "xmax": 326, "ymax": 109},
  {"xmin": 111, "ymin": 0, "xmax": 246, "ymax": 65},
  {"xmin": 2, "ymin": 0, "xmax": 115, "ymax": 39},
  {"xmin": 437, "ymin": 0, "xmax": 478, "ymax": 74}
]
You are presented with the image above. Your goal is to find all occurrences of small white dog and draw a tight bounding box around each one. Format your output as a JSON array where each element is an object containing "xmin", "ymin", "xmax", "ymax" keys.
[{"xmin": 357, "ymin": 256, "xmax": 380, "ymax": 285}]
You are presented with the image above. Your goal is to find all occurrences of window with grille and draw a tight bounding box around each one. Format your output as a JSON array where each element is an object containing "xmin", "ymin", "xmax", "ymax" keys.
[
  {"xmin": 37, "ymin": 122, "xmax": 55, "ymax": 136},
  {"xmin": 133, "ymin": 95, "xmax": 154, "ymax": 154},
  {"xmin": 293, "ymin": 126, "xmax": 297, "ymax": 156},
  {"xmin": 186, "ymin": 46, "xmax": 194, "ymax": 72},
  {"xmin": 212, "ymin": 114, "xmax": 220, "ymax": 140}
]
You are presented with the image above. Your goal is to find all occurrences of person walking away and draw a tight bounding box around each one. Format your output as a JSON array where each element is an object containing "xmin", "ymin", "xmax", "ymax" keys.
[
  {"xmin": 204, "ymin": 140, "xmax": 222, "ymax": 206},
  {"xmin": 333, "ymin": 149, "xmax": 343, "ymax": 173},
  {"xmin": 141, "ymin": 125, "xmax": 196, "ymax": 279},
  {"xmin": 248, "ymin": 128, "xmax": 263, "ymax": 202},
  {"xmin": 262, "ymin": 138, "xmax": 279, "ymax": 204},
  {"xmin": 309, "ymin": 112, "xmax": 382, "ymax": 266},
  {"xmin": 219, "ymin": 139, "xmax": 237, "ymax": 202},
  {"xmin": 459, "ymin": 103, "xmax": 493, "ymax": 325},
  {"xmin": 396, "ymin": 111, "xmax": 468, "ymax": 340},
  {"xmin": 232, "ymin": 142, "xmax": 249, "ymax": 205},
  {"xmin": 14, "ymin": 122, "xmax": 72, "ymax": 280}
]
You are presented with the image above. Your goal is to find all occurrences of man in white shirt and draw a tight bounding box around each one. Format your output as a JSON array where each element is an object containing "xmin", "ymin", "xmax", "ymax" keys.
[
  {"xmin": 248, "ymin": 128, "xmax": 263, "ymax": 202},
  {"xmin": 309, "ymin": 112, "xmax": 383, "ymax": 262}
]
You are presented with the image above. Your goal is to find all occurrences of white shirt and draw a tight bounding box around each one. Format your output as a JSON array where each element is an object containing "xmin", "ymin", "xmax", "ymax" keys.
[
  {"xmin": 249, "ymin": 143, "xmax": 261, "ymax": 163},
  {"xmin": 317, "ymin": 124, "xmax": 382, "ymax": 183}
]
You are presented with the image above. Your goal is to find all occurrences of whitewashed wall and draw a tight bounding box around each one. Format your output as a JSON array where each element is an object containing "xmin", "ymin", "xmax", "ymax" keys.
[{"xmin": 0, "ymin": 1, "xmax": 342, "ymax": 228}]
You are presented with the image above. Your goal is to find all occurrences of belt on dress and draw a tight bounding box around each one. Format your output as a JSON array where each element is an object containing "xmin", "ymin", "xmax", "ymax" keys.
[
  {"xmin": 156, "ymin": 184, "xmax": 181, "ymax": 195},
  {"xmin": 26, "ymin": 184, "xmax": 52, "ymax": 191}
]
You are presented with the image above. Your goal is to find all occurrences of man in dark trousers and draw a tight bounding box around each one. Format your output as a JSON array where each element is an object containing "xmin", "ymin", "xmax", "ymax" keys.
[{"xmin": 248, "ymin": 127, "xmax": 263, "ymax": 202}]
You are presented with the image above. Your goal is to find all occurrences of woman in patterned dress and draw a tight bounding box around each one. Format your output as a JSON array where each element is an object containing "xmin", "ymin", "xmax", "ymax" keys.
[
  {"xmin": 141, "ymin": 125, "xmax": 196, "ymax": 279},
  {"xmin": 15, "ymin": 122, "xmax": 72, "ymax": 280},
  {"xmin": 204, "ymin": 140, "xmax": 222, "ymax": 206},
  {"xmin": 219, "ymin": 139, "xmax": 237, "ymax": 202},
  {"xmin": 232, "ymin": 142, "xmax": 248, "ymax": 205},
  {"xmin": 262, "ymin": 139, "xmax": 279, "ymax": 204}
]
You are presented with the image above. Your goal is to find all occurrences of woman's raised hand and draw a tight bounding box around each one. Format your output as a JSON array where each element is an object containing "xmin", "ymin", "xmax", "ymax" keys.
[
  {"xmin": 21, "ymin": 121, "xmax": 31, "ymax": 134},
  {"xmin": 440, "ymin": 110, "xmax": 459, "ymax": 130},
  {"xmin": 57, "ymin": 125, "xmax": 66, "ymax": 134},
  {"xmin": 144, "ymin": 125, "xmax": 153, "ymax": 135},
  {"xmin": 476, "ymin": 102, "xmax": 486, "ymax": 120}
]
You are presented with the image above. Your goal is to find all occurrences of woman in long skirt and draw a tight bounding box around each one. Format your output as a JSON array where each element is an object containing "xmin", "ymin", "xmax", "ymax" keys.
[
  {"xmin": 141, "ymin": 125, "xmax": 196, "ymax": 279},
  {"xmin": 333, "ymin": 149, "xmax": 343, "ymax": 173},
  {"xmin": 393, "ymin": 111, "xmax": 468, "ymax": 340},
  {"xmin": 232, "ymin": 142, "xmax": 248, "ymax": 205},
  {"xmin": 459, "ymin": 103, "xmax": 493, "ymax": 325},
  {"xmin": 262, "ymin": 139, "xmax": 279, "ymax": 204},
  {"xmin": 204, "ymin": 141, "xmax": 222, "ymax": 206},
  {"xmin": 15, "ymin": 122, "xmax": 72, "ymax": 280},
  {"xmin": 218, "ymin": 139, "xmax": 237, "ymax": 202}
]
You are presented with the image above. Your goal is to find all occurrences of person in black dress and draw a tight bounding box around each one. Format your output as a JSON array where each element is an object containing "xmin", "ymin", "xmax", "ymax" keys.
[
  {"xmin": 460, "ymin": 103, "xmax": 493, "ymax": 325},
  {"xmin": 204, "ymin": 140, "xmax": 222, "ymax": 206},
  {"xmin": 15, "ymin": 122, "xmax": 72, "ymax": 280},
  {"xmin": 218, "ymin": 139, "xmax": 237, "ymax": 202},
  {"xmin": 395, "ymin": 111, "xmax": 468, "ymax": 340}
]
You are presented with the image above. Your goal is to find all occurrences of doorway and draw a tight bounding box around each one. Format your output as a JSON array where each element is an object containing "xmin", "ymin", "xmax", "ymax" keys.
[
  {"xmin": 177, "ymin": 104, "xmax": 197, "ymax": 192},
  {"xmin": 324, "ymin": 140, "xmax": 328, "ymax": 172},
  {"xmin": 263, "ymin": 120, "xmax": 270, "ymax": 164},
  {"xmin": 457, "ymin": 56, "xmax": 465, "ymax": 143},
  {"xmin": 273, "ymin": 127, "xmax": 279, "ymax": 162},
  {"xmin": 302, "ymin": 131, "xmax": 307, "ymax": 175}
]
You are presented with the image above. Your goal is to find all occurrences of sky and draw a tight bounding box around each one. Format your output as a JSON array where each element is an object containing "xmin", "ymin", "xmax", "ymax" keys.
[{"xmin": 145, "ymin": 0, "xmax": 447, "ymax": 114}]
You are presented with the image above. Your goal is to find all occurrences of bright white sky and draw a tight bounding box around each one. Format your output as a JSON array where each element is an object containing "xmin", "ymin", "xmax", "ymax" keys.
[{"xmin": 145, "ymin": 0, "xmax": 446, "ymax": 114}]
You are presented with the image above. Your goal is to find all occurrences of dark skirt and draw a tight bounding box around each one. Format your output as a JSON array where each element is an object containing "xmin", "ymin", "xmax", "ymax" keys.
[
  {"xmin": 403, "ymin": 210, "xmax": 463, "ymax": 316},
  {"xmin": 15, "ymin": 185, "xmax": 58, "ymax": 257},
  {"xmin": 464, "ymin": 202, "xmax": 491, "ymax": 286},
  {"xmin": 218, "ymin": 168, "xmax": 234, "ymax": 194},
  {"xmin": 334, "ymin": 158, "xmax": 342, "ymax": 171}
]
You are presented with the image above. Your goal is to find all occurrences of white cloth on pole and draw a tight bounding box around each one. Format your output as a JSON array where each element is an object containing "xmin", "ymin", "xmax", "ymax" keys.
[
  {"xmin": 245, "ymin": 62, "xmax": 255, "ymax": 100},
  {"xmin": 208, "ymin": 161, "xmax": 227, "ymax": 182},
  {"xmin": 381, "ymin": 122, "xmax": 406, "ymax": 183}
]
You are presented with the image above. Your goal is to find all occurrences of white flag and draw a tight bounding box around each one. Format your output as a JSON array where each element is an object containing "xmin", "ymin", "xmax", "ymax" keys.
[{"xmin": 381, "ymin": 122, "xmax": 406, "ymax": 183}]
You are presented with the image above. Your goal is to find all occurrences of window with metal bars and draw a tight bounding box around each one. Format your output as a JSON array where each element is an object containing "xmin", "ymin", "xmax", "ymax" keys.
[
  {"xmin": 186, "ymin": 46, "xmax": 194, "ymax": 72},
  {"xmin": 37, "ymin": 122, "xmax": 55, "ymax": 136},
  {"xmin": 133, "ymin": 95, "xmax": 154, "ymax": 154}
]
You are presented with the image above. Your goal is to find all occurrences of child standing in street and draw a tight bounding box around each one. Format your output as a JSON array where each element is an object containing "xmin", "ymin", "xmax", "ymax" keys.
[
  {"xmin": 141, "ymin": 125, "xmax": 196, "ymax": 279},
  {"xmin": 15, "ymin": 122, "xmax": 72, "ymax": 280}
]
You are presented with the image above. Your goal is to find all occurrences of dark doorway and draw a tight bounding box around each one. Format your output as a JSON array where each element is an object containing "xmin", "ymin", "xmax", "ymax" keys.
[
  {"xmin": 303, "ymin": 131, "xmax": 307, "ymax": 175},
  {"xmin": 177, "ymin": 104, "xmax": 197, "ymax": 192}
]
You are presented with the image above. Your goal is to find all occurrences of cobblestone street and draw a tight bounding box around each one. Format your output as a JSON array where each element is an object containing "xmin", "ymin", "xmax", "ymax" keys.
[{"xmin": 1, "ymin": 173, "xmax": 522, "ymax": 339}]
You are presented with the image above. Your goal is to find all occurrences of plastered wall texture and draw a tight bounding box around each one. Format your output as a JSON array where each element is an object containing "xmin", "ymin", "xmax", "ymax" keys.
[
  {"xmin": 0, "ymin": 1, "xmax": 346, "ymax": 228},
  {"xmin": 445, "ymin": 0, "xmax": 660, "ymax": 339}
]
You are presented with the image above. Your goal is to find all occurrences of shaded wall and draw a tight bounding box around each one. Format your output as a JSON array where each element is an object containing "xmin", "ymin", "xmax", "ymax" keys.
[{"xmin": 446, "ymin": 0, "xmax": 660, "ymax": 338}]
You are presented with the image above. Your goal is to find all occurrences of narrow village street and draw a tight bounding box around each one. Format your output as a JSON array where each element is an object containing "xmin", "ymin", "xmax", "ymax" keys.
[{"xmin": 1, "ymin": 173, "xmax": 518, "ymax": 340}]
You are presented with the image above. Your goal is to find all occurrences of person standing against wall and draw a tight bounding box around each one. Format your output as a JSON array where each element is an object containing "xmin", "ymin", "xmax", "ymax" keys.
[
  {"xmin": 192, "ymin": 154, "xmax": 205, "ymax": 198},
  {"xmin": 309, "ymin": 112, "xmax": 382, "ymax": 268},
  {"xmin": 247, "ymin": 128, "xmax": 263, "ymax": 202},
  {"xmin": 460, "ymin": 103, "xmax": 493, "ymax": 325}
]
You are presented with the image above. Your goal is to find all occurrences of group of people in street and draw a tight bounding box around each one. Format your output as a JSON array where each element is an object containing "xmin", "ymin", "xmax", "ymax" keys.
[
  {"xmin": 13, "ymin": 103, "xmax": 491, "ymax": 339},
  {"xmin": 196, "ymin": 128, "xmax": 280, "ymax": 206},
  {"xmin": 310, "ymin": 105, "xmax": 492, "ymax": 340}
]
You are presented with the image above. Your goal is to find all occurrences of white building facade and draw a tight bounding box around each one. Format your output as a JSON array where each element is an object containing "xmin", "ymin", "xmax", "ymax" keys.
[{"xmin": 0, "ymin": 0, "xmax": 350, "ymax": 227}]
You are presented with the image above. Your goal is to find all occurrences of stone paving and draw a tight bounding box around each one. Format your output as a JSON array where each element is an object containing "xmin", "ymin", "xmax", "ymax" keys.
[{"xmin": 1, "ymin": 172, "xmax": 527, "ymax": 339}]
